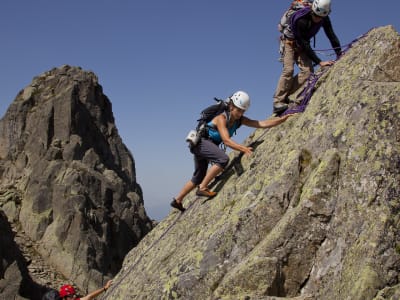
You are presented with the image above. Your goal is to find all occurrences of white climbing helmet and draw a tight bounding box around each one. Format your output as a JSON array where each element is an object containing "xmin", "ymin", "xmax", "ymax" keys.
[
  {"xmin": 230, "ymin": 91, "xmax": 250, "ymax": 111},
  {"xmin": 312, "ymin": 0, "xmax": 331, "ymax": 17}
]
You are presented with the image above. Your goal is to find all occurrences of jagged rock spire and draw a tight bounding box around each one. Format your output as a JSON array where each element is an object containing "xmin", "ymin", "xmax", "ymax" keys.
[{"xmin": 0, "ymin": 65, "xmax": 153, "ymax": 296}]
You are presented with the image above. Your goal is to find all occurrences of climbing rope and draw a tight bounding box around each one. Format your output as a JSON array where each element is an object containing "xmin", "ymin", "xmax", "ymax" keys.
[
  {"xmin": 282, "ymin": 31, "xmax": 369, "ymax": 116},
  {"xmin": 315, "ymin": 31, "xmax": 368, "ymax": 55}
]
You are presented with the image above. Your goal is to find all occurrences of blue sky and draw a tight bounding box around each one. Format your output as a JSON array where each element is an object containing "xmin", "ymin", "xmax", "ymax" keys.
[{"xmin": 1, "ymin": 1, "xmax": 399, "ymax": 221}]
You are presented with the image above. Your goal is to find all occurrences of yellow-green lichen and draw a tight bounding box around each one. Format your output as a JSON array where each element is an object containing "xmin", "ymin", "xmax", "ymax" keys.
[{"xmin": 348, "ymin": 265, "xmax": 383, "ymax": 300}]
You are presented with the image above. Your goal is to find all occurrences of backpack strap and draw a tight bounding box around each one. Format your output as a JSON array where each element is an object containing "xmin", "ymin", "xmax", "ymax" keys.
[
  {"xmin": 224, "ymin": 110, "xmax": 242, "ymax": 136},
  {"xmin": 290, "ymin": 7, "xmax": 324, "ymax": 41}
]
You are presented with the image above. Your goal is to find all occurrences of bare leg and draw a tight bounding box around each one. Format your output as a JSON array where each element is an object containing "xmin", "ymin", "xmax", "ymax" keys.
[
  {"xmin": 175, "ymin": 180, "xmax": 196, "ymax": 204},
  {"xmin": 198, "ymin": 164, "xmax": 224, "ymax": 191}
]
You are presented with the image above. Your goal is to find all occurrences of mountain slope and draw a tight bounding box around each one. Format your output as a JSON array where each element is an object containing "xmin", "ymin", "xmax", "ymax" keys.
[{"xmin": 104, "ymin": 25, "xmax": 400, "ymax": 300}]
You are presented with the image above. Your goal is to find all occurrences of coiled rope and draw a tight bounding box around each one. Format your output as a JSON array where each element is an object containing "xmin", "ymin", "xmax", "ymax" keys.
[{"xmin": 282, "ymin": 32, "xmax": 368, "ymax": 116}]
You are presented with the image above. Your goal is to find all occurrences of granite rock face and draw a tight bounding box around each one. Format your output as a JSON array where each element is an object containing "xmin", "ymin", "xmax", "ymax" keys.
[
  {"xmin": 0, "ymin": 211, "xmax": 44, "ymax": 299},
  {"xmin": 104, "ymin": 26, "xmax": 400, "ymax": 299},
  {"xmin": 0, "ymin": 65, "xmax": 153, "ymax": 294}
]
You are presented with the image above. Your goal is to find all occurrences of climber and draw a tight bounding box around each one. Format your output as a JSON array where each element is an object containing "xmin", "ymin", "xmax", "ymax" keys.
[
  {"xmin": 272, "ymin": 0, "xmax": 342, "ymax": 115},
  {"xmin": 42, "ymin": 289, "xmax": 60, "ymax": 300},
  {"xmin": 58, "ymin": 280, "xmax": 112, "ymax": 300},
  {"xmin": 171, "ymin": 90, "xmax": 295, "ymax": 212}
]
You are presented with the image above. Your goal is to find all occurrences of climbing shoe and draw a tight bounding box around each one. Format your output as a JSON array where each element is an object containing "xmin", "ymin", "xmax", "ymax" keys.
[
  {"xmin": 273, "ymin": 103, "xmax": 289, "ymax": 115},
  {"xmin": 196, "ymin": 188, "xmax": 217, "ymax": 198},
  {"xmin": 170, "ymin": 198, "xmax": 185, "ymax": 212},
  {"xmin": 283, "ymin": 96, "xmax": 293, "ymax": 104}
]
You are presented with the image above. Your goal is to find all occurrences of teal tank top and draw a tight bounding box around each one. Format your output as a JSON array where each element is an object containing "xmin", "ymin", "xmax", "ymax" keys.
[{"xmin": 207, "ymin": 112, "xmax": 241, "ymax": 145}]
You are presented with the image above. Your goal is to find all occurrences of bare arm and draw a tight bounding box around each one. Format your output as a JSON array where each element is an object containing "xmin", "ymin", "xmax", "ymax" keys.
[
  {"xmin": 241, "ymin": 113, "xmax": 295, "ymax": 128},
  {"xmin": 80, "ymin": 280, "xmax": 113, "ymax": 300},
  {"xmin": 214, "ymin": 114, "xmax": 253, "ymax": 155}
]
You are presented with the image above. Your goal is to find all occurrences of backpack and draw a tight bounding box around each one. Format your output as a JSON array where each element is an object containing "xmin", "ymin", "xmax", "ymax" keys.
[
  {"xmin": 279, "ymin": 0, "xmax": 312, "ymax": 40},
  {"xmin": 186, "ymin": 97, "xmax": 239, "ymax": 146},
  {"xmin": 196, "ymin": 97, "xmax": 229, "ymax": 132},
  {"xmin": 290, "ymin": 6, "xmax": 324, "ymax": 41}
]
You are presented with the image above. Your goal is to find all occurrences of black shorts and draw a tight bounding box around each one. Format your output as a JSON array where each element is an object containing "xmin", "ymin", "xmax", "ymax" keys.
[{"xmin": 190, "ymin": 138, "xmax": 229, "ymax": 185}]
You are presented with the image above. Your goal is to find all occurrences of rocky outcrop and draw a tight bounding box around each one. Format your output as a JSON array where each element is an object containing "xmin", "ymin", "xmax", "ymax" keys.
[
  {"xmin": 104, "ymin": 26, "xmax": 400, "ymax": 299},
  {"xmin": 0, "ymin": 65, "xmax": 153, "ymax": 294},
  {"xmin": 0, "ymin": 210, "xmax": 44, "ymax": 299}
]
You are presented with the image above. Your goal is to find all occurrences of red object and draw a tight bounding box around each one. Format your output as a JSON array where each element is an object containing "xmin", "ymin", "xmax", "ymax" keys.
[{"xmin": 59, "ymin": 285, "xmax": 76, "ymax": 297}]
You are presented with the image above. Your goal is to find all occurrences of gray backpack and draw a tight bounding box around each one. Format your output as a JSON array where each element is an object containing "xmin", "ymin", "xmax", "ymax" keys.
[{"xmin": 278, "ymin": 0, "xmax": 313, "ymax": 40}]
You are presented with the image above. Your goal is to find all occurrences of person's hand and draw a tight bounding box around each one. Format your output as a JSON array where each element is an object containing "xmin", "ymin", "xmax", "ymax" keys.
[
  {"xmin": 319, "ymin": 60, "xmax": 335, "ymax": 67},
  {"xmin": 280, "ymin": 113, "xmax": 297, "ymax": 120},
  {"xmin": 104, "ymin": 280, "xmax": 112, "ymax": 291},
  {"xmin": 243, "ymin": 146, "xmax": 253, "ymax": 156}
]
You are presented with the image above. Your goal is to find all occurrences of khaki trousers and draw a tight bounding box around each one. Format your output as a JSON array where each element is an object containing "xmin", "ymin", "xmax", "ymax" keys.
[{"xmin": 273, "ymin": 40, "xmax": 314, "ymax": 105}]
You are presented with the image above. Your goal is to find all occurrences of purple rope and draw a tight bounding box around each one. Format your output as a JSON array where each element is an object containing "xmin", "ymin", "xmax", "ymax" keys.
[
  {"xmin": 314, "ymin": 30, "xmax": 370, "ymax": 54},
  {"xmin": 282, "ymin": 71, "xmax": 322, "ymax": 115},
  {"xmin": 281, "ymin": 31, "xmax": 369, "ymax": 116}
]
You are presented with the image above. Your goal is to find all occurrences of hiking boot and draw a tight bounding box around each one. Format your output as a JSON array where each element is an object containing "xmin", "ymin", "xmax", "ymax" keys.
[
  {"xmin": 273, "ymin": 103, "xmax": 289, "ymax": 115},
  {"xmin": 170, "ymin": 198, "xmax": 185, "ymax": 212},
  {"xmin": 196, "ymin": 188, "xmax": 217, "ymax": 198}
]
